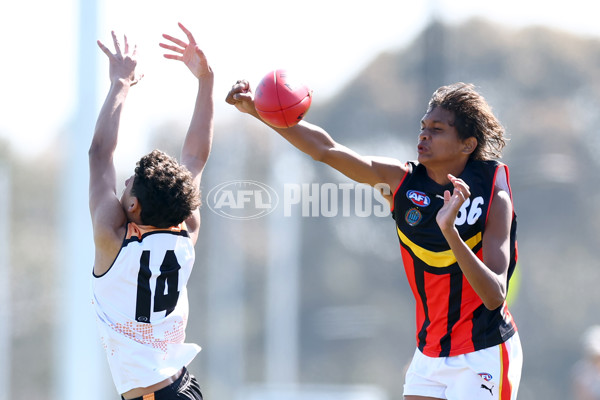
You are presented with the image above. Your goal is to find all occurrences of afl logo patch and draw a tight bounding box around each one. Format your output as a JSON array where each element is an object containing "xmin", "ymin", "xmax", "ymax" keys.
[
  {"xmin": 406, "ymin": 190, "xmax": 430, "ymax": 207},
  {"xmin": 478, "ymin": 372, "xmax": 493, "ymax": 382},
  {"xmin": 405, "ymin": 207, "xmax": 422, "ymax": 226}
]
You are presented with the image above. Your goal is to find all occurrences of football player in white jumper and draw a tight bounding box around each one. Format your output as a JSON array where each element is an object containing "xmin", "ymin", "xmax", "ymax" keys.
[{"xmin": 89, "ymin": 23, "xmax": 213, "ymax": 400}]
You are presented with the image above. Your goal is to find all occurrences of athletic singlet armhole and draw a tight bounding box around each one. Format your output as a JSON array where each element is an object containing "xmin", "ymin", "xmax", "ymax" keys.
[
  {"xmin": 486, "ymin": 164, "xmax": 513, "ymax": 224},
  {"xmin": 390, "ymin": 162, "xmax": 411, "ymax": 213},
  {"xmin": 92, "ymin": 223, "xmax": 130, "ymax": 279}
]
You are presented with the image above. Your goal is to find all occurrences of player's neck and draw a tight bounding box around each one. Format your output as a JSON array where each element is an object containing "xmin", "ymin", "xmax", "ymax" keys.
[{"xmin": 126, "ymin": 210, "xmax": 144, "ymax": 226}]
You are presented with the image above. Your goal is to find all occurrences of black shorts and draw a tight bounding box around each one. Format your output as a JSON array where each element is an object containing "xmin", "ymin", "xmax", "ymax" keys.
[{"xmin": 122, "ymin": 368, "xmax": 203, "ymax": 400}]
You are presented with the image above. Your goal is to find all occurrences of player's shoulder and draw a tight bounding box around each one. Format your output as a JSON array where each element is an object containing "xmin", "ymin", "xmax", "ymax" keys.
[
  {"xmin": 366, "ymin": 156, "xmax": 410, "ymax": 180},
  {"xmin": 372, "ymin": 158, "xmax": 411, "ymax": 200},
  {"xmin": 368, "ymin": 155, "xmax": 408, "ymax": 168},
  {"xmin": 462, "ymin": 159, "xmax": 510, "ymax": 187},
  {"xmin": 471, "ymin": 158, "xmax": 508, "ymax": 173}
]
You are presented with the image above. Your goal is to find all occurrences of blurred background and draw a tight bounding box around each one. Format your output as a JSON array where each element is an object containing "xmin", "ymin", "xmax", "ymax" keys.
[{"xmin": 1, "ymin": 1, "xmax": 600, "ymax": 399}]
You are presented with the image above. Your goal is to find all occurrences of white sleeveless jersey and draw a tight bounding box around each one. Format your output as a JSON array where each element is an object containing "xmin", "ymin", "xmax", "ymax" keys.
[{"xmin": 91, "ymin": 222, "xmax": 201, "ymax": 394}]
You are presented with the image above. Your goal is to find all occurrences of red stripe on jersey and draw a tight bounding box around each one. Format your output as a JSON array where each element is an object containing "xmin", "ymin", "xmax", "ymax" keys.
[
  {"xmin": 445, "ymin": 247, "xmax": 484, "ymax": 356},
  {"xmin": 500, "ymin": 341, "xmax": 512, "ymax": 400},
  {"xmin": 446, "ymin": 274, "xmax": 476, "ymax": 356},
  {"xmin": 400, "ymin": 246, "xmax": 426, "ymax": 341},
  {"xmin": 446, "ymin": 247, "xmax": 484, "ymax": 355},
  {"xmin": 422, "ymin": 271, "xmax": 450, "ymax": 356}
]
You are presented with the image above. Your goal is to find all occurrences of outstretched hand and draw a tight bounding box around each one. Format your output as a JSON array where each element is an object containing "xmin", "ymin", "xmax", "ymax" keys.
[
  {"xmin": 97, "ymin": 31, "xmax": 142, "ymax": 86},
  {"xmin": 225, "ymin": 79, "xmax": 258, "ymax": 116},
  {"xmin": 160, "ymin": 22, "xmax": 212, "ymax": 79},
  {"xmin": 436, "ymin": 174, "xmax": 471, "ymax": 233}
]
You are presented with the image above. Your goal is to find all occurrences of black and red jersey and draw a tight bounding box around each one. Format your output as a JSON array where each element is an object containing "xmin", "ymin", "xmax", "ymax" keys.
[{"xmin": 392, "ymin": 160, "xmax": 518, "ymax": 357}]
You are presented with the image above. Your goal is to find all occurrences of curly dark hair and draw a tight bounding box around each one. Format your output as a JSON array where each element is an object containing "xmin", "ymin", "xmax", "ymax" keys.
[
  {"xmin": 427, "ymin": 83, "xmax": 506, "ymax": 160},
  {"xmin": 131, "ymin": 149, "xmax": 200, "ymax": 228}
]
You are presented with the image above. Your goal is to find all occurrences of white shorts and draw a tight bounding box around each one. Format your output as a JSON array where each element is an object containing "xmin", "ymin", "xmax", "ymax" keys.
[{"xmin": 403, "ymin": 332, "xmax": 522, "ymax": 400}]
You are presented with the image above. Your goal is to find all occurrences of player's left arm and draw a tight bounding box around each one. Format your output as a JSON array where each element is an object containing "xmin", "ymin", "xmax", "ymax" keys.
[
  {"xmin": 160, "ymin": 23, "xmax": 214, "ymax": 244},
  {"xmin": 437, "ymin": 175, "xmax": 512, "ymax": 310}
]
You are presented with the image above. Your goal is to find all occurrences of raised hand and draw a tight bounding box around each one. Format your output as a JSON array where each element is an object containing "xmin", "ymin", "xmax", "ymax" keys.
[
  {"xmin": 436, "ymin": 174, "xmax": 471, "ymax": 233},
  {"xmin": 97, "ymin": 31, "xmax": 142, "ymax": 86},
  {"xmin": 160, "ymin": 23, "xmax": 212, "ymax": 79}
]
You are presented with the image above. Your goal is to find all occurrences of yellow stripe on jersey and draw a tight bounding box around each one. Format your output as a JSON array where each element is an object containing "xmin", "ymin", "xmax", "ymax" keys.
[{"xmin": 397, "ymin": 227, "xmax": 482, "ymax": 268}]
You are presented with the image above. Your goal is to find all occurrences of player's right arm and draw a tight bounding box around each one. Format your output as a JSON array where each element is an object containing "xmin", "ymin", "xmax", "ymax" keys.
[
  {"xmin": 89, "ymin": 32, "xmax": 141, "ymax": 272},
  {"xmin": 225, "ymin": 80, "xmax": 407, "ymax": 204}
]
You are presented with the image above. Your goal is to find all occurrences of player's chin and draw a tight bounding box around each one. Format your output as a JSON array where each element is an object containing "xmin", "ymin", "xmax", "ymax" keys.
[{"xmin": 417, "ymin": 153, "xmax": 431, "ymax": 164}]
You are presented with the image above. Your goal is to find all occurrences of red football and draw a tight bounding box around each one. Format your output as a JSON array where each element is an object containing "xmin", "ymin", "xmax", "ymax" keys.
[{"xmin": 254, "ymin": 69, "xmax": 312, "ymax": 128}]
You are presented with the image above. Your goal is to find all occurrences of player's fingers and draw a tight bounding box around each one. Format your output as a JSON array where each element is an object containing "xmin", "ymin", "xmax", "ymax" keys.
[
  {"xmin": 178, "ymin": 22, "xmax": 196, "ymax": 44},
  {"xmin": 225, "ymin": 80, "xmax": 251, "ymax": 103},
  {"xmin": 234, "ymin": 79, "xmax": 250, "ymax": 91},
  {"xmin": 162, "ymin": 33, "xmax": 187, "ymax": 49},
  {"xmin": 451, "ymin": 186, "xmax": 470, "ymax": 204},
  {"xmin": 225, "ymin": 89, "xmax": 237, "ymax": 104},
  {"xmin": 452, "ymin": 178, "xmax": 469, "ymax": 190},
  {"xmin": 163, "ymin": 54, "xmax": 183, "ymax": 61},
  {"xmin": 111, "ymin": 31, "xmax": 122, "ymax": 56},
  {"xmin": 456, "ymin": 181, "xmax": 471, "ymax": 198},
  {"xmin": 159, "ymin": 42, "xmax": 184, "ymax": 54},
  {"xmin": 233, "ymin": 92, "xmax": 253, "ymax": 102},
  {"xmin": 97, "ymin": 40, "xmax": 114, "ymax": 58},
  {"xmin": 448, "ymin": 174, "xmax": 470, "ymax": 194},
  {"xmin": 124, "ymin": 34, "xmax": 129, "ymax": 54},
  {"xmin": 462, "ymin": 186, "xmax": 471, "ymax": 198},
  {"xmin": 453, "ymin": 188, "xmax": 467, "ymax": 201},
  {"xmin": 226, "ymin": 89, "xmax": 247, "ymax": 104},
  {"xmin": 131, "ymin": 73, "xmax": 144, "ymax": 86},
  {"xmin": 444, "ymin": 190, "xmax": 451, "ymax": 201},
  {"xmin": 132, "ymin": 44, "xmax": 138, "ymax": 57}
]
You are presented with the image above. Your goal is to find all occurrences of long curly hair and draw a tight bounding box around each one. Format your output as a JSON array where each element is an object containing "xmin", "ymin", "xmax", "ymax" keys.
[
  {"xmin": 427, "ymin": 83, "xmax": 506, "ymax": 160},
  {"xmin": 131, "ymin": 149, "xmax": 200, "ymax": 228}
]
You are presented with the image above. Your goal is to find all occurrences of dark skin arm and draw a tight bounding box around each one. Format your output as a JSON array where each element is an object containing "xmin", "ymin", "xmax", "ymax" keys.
[
  {"xmin": 436, "ymin": 174, "xmax": 512, "ymax": 310},
  {"xmin": 225, "ymin": 80, "xmax": 407, "ymax": 204}
]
